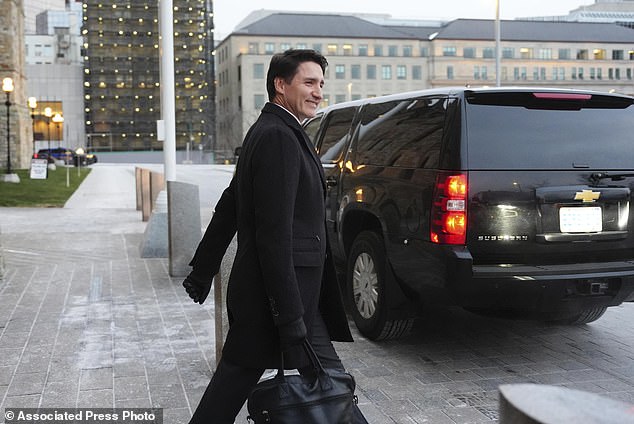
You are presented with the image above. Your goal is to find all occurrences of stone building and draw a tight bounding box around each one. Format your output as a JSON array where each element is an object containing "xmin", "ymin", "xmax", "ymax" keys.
[
  {"xmin": 215, "ymin": 10, "xmax": 634, "ymax": 152},
  {"xmin": 0, "ymin": 0, "xmax": 33, "ymax": 171}
]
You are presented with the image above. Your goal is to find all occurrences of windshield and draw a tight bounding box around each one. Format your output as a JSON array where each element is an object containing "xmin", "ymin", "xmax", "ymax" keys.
[{"xmin": 465, "ymin": 93, "xmax": 634, "ymax": 170}]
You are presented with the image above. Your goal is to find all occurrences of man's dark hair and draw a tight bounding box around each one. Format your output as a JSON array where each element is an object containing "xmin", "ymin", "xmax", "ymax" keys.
[{"xmin": 266, "ymin": 49, "xmax": 328, "ymax": 101}]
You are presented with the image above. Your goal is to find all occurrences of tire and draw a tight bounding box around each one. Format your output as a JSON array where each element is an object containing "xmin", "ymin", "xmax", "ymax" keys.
[
  {"xmin": 563, "ymin": 306, "xmax": 608, "ymax": 325},
  {"xmin": 347, "ymin": 231, "xmax": 413, "ymax": 341}
]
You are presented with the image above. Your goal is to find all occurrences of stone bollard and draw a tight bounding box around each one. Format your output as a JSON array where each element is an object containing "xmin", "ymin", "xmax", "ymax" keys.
[
  {"xmin": 167, "ymin": 181, "xmax": 201, "ymax": 277},
  {"xmin": 499, "ymin": 383, "xmax": 634, "ymax": 424}
]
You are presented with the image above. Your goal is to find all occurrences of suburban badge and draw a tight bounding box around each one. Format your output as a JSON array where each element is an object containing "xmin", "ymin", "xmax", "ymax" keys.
[{"xmin": 574, "ymin": 189, "xmax": 600, "ymax": 203}]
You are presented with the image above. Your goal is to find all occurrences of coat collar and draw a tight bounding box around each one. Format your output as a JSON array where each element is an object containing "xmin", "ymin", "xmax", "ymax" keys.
[{"xmin": 262, "ymin": 102, "xmax": 326, "ymax": 194}]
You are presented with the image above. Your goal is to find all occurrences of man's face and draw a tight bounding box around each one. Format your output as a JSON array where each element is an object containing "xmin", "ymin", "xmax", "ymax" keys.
[{"xmin": 274, "ymin": 61, "xmax": 324, "ymax": 122}]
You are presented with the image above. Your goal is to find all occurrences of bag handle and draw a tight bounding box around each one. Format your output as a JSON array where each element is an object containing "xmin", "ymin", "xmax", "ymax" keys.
[{"xmin": 276, "ymin": 340, "xmax": 333, "ymax": 391}]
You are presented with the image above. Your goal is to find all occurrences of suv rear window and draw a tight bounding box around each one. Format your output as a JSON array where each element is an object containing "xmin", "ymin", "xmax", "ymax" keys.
[{"xmin": 465, "ymin": 92, "xmax": 634, "ymax": 170}]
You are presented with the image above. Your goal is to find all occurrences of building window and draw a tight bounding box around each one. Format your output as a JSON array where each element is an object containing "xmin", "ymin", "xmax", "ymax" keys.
[
  {"xmin": 502, "ymin": 47, "xmax": 514, "ymax": 59},
  {"xmin": 577, "ymin": 49, "xmax": 589, "ymax": 60},
  {"xmin": 264, "ymin": 43, "xmax": 275, "ymax": 54},
  {"xmin": 501, "ymin": 66, "xmax": 508, "ymax": 80},
  {"xmin": 281, "ymin": 43, "xmax": 291, "ymax": 51},
  {"xmin": 388, "ymin": 45, "xmax": 398, "ymax": 57},
  {"xmin": 590, "ymin": 67, "xmax": 596, "ymax": 79},
  {"xmin": 613, "ymin": 50, "xmax": 624, "ymax": 60},
  {"xmin": 578, "ymin": 67, "xmax": 584, "ymax": 79},
  {"xmin": 351, "ymin": 64, "xmax": 361, "ymax": 79},
  {"xmin": 335, "ymin": 94, "xmax": 346, "ymax": 104},
  {"xmin": 474, "ymin": 65, "xmax": 480, "ymax": 80},
  {"xmin": 514, "ymin": 67, "xmax": 520, "ymax": 80},
  {"xmin": 463, "ymin": 47, "xmax": 476, "ymax": 58},
  {"xmin": 412, "ymin": 65, "xmax": 422, "ymax": 80},
  {"xmin": 343, "ymin": 44, "xmax": 353, "ymax": 56},
  {"xmin": 328, "ymin": 44, "xmax": 338, "ymax": 55},
  {"xmin": 447, "ymin": 66, "xmax": 454, "ymax": 80},
  {"xmin": 520, "ymin": 47, "xmax": 533, "ymax": 59},
  {"xmin": 253, "ymin": 63, "xmax": 265, "ymax": 79},
  {"xmin": 481, "ymin": 66, "xmax": 488, "ymax": 80},
  {"xmin": 609, "ymin": 68, "xmax": 614, "ymax": 79},
  {"xmin": 558, "ymin": 48, "xmax": 570, "ymax": 60},
  {"xmin": 597, "ymin": 67, "xmax": 603, "ymax": 79},
  {"xmin": 540, "ymin": 67, "xmax": 546, "ymax": 80},
  {"xmin": 335, "ymin": 64, "xmax": 345, "ymax": 79},
  {"xmin": 367, "ymin": 64, "xmax": 376, "ymax": 79},
  {"xmin": 443, "ymin": 46, "xmax": 457, "ymax": 57},
  {"xmin": 312, "ymin": 43, "xmax": 322, "ymax": 53},
  {"xmin": 254, "ymin": 94, "xmax": 265, "ymax": 110},
  {"xmin": 396, "ymin": 65, "xmax": 406, "ymax": 80},
  {"xmin": 572, "ymin": 67, "xmax": 577, "ymax": 79},
  {"xmin": 420, "ymin": 47, "xmax": 429, "ymax": 57},
  {"xmin": 403, "ymin": 45, "xmax": 412, "ymax": 57},
  {"xmin": 248, "ymin": 43, "xmax": 259, "ymax": 54},
  {"xmin": 482, "ymin": 47, "xmax": 494, "ymax": 59},
  {"xmin": 358, "ymin": 44, "xmax": 368, "ymax": 56},
  {"xmin": 538, "ymin": 48, "xmax": 552, "ymax": 60},
  {"xmin": 296, "ymin": 43, "xmax": 307, "ymax": 49},
  {"xmin": 627, "ymin": 68, "xmax": 632, "ymax": 80},
  {"xmin": 382, "ymin": 65, "xmax": 392, "ymax": 79},
  {"xmin": 374, "ymin": 45, "xmax": 383, "ymax": 56},
  {"xmin": 594, "ymin": 49, "xmax": 606, "ymax": 60}
]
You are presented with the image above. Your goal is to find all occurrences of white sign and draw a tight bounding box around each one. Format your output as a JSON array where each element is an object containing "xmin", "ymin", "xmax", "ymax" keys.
[{"xmin": 30, "ymin": 158, "xmax": 48, "ymax": 179}]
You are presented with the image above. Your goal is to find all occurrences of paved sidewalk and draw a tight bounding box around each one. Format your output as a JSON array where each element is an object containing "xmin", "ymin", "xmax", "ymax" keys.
[{"xmin": 1, "ymin": 164, "xmax": 634, "ymax": 424}]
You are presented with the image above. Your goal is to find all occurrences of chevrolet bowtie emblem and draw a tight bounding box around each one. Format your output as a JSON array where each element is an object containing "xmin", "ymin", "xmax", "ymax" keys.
[{"xmin": 574, "ymin": 189, "xmax": 601, "ymax": 203}]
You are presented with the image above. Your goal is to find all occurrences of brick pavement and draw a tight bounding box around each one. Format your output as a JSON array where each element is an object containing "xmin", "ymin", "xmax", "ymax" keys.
[{"xmin": 1, "ymin": 166, "xmax": 634, "ymax": 423}]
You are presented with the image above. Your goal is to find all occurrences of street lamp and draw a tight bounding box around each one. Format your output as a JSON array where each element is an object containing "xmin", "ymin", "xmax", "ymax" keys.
[
  {"xmin": 2, "ymin": 77, "xmax": 18, "ymax": 182},
  {"xmin": 28, "ymin": 97, "xmax": 37, "ymax": 155},
  {"xmin": 52, "ymin": 113, "xmax": 64, "ymax": 149},
  {"xmin": 44, "ymin": 106, "xmax": 53, "ymax": 157}
]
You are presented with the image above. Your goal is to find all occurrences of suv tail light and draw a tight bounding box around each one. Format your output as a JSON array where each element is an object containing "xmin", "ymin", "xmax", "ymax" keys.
[{"xmin": 431, "ymin": 172, "xmax": 467, "ymax": 245}]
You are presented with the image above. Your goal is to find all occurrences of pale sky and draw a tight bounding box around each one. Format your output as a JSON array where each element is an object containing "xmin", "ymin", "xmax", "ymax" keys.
[{"xmin": 213, "ymin": 0, "xmax": 596, "ymax": 39}]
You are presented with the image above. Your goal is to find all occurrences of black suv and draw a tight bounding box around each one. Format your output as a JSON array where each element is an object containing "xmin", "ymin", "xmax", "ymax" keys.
[{"xmin": 303, "ymin": 87, "xmax": 634, "ymax": 340}]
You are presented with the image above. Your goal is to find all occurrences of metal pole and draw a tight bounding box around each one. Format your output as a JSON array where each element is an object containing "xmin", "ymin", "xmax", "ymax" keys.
[
  {"xmin": 495, "ymin": 0, "xmax": 501, "ymax": 87},
  {"xmin": 159, "ymin": 0, "xmax": 177, "ymax": 182},
  {"xmin": 5, "ymin": 93, "xmax": 10, "ymax": 174}
]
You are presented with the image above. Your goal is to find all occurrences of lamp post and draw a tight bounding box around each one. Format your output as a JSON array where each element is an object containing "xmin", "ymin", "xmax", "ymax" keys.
[
  {"xmin": 28, "ymin": 97, "xmax": 37, "ymax": 155},
  {"xmin": 2, "ymin": 77, "xmax": 14, "ymax": 177},
  {"xmin": 52, "ymin": 113, "xmax": 64, "ymax": 149},
  {"xmin": 44, "ymin": 106, "xmax": 53, "ymax": 157}
]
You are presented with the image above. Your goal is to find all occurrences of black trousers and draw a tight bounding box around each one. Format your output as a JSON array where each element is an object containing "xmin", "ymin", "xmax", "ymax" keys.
[{"xmin": 189, "ymin": 314, "xmax": 364, "ymax": 423}]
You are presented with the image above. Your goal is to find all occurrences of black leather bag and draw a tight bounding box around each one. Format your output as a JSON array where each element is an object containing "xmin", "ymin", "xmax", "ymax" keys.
[{"xmin": 247, "ymin": 341, "xmax": 356, "ymax": 423}]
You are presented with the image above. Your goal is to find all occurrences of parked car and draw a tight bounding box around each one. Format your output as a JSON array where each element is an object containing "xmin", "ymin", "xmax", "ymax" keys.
[
  {"xmin": 34, "ymin": 148, "xmax": 98, "ymax": 166},
  {"xmin": 303, "ymin": 87, "xmax": 634, "ymax": 340}
]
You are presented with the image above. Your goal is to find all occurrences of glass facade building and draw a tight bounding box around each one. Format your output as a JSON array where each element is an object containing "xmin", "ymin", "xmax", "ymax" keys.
[{"xmin": 82, "ymin": 0, "xmax": 215, "ymax": 151}]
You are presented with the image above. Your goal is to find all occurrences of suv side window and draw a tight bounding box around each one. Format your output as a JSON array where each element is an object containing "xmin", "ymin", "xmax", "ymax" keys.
[
  {"xmin": 355, "ymin": 97, "xmax": 446, "ymax": 168},
  {"xmin": 317, "ymin": 107, "xmax": 357, "ymax": 164},
  {"xmin": 303, "ymin": 115, "xmax": 322, "ymax": 146}
]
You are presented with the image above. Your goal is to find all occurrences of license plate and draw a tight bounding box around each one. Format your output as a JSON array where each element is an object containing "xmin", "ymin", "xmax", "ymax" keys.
[{"xmin": 559, "ymin": 207, "xmax": 602, "ymax": 233}]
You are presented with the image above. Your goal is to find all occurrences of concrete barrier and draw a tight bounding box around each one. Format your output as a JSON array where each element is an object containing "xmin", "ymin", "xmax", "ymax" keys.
[
  {"xmin": 135, "ymin": 167, "xmax": 164, "ymax": 221},
  {"xmin": 167, "ymin": 180, "xmax": 201, "ymax": 277},
  {"xmin": 499, "ymin": 383, "xmax": 634, "ymax": 423}
]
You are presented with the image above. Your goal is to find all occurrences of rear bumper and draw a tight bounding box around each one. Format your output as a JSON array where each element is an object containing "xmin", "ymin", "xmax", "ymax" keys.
[{"xmin": 447, "ymin": 254, "xmax": 634, "ymax": 312}]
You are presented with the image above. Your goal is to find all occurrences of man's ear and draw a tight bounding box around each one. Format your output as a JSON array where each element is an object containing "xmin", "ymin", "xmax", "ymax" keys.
[{"xmin": 274, "ymin": 77, "xmax": 285, "ymax": 96}]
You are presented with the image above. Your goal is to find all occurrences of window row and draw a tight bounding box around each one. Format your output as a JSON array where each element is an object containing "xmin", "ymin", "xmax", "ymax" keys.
[
  {"xmin": 235, "ymin": 42, "xmax": 430, "ymax": 58},
  {"xmin": 446, "ymin": 46, "xmax": 634, "ymax": 61},
  {"xmin": 247, "ymin": 63, "xmax": 424, "ymax": 81},
  {"xmin": 449, "ymin": 65, "xmax": 634, "ymax": 81}
]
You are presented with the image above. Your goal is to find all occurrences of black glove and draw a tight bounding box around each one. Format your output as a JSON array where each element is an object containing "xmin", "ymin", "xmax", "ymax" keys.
[
  {"xmin": 183, "ymin": 272, "xmax": 212, "ymax": 305},
  {"xmin": 278, "ymin": 317, "xmax": 307, "ymax": 351}
]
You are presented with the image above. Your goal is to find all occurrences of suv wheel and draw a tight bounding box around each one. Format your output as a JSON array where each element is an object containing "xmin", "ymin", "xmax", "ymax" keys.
[
  {"xmin": 347, "ymin": 231, "xmax": 413, "ymax": 341},
  {"xmin": 561, "ymin": 306, "xmax": 608, "ymax": 325}
]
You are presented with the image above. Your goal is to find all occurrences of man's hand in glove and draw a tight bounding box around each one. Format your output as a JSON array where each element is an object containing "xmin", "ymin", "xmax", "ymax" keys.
[
  {"xmin": 183, "ymin": 272, "xmax": 212, "ymax": 304},
  {"xmin": 278, "ymin": 317, "xmax": 307, "ymax": 351}
]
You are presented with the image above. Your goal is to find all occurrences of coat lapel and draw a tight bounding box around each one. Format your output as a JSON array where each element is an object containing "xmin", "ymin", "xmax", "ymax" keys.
[{"xmin": 263, "ymin": 103, "xmax": 326, "ymax": 194}]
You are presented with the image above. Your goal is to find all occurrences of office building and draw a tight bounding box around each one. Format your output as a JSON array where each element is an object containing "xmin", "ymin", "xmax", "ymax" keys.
[
  {"xmin": 82, "ymin": 0, "xmax": 215, "ymax": 153},
  {"xmin": 215, "ymin": 10, "xmax": 634, "ymax": 151}
]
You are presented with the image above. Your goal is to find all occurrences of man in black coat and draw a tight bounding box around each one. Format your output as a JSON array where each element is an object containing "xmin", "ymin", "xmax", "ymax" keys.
[{"xmin": 183, "ymin": 49, "xmax": 355, "ymax": 423}]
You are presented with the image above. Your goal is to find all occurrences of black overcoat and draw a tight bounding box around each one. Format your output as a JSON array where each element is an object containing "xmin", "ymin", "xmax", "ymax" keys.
[{"xmin": 190, "ymin": 103, "xmax": 352, "ymax": 369}]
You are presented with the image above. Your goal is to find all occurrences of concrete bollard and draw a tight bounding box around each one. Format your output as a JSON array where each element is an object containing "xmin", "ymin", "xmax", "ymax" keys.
[
  {"xmin": 167, "ymin": 180, "xmax": 201, "ymax": 277},
  {"xmin": 499, "ymin": 383, "xmax": 634, "ymax": 424}
]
